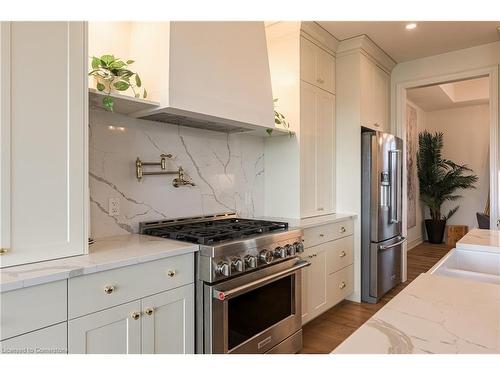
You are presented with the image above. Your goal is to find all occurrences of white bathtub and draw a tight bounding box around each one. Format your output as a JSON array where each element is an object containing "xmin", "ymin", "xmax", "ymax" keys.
[{"xmin": 430, "ymin": 248, "xmax": 500, "ymax": 285}]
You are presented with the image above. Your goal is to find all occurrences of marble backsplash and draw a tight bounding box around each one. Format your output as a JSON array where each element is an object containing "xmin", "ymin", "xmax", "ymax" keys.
[{"xmin": 89, "ymin": 109, "xmax": 265, "ymax": 239}]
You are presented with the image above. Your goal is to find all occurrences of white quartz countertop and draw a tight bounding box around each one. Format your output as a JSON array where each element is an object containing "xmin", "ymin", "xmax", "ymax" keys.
[
  {"xmin": 456, "ymin": 229, "xmax": 500, "ymax": 253},
  {"xmin": 332, "ymin": 273, "xmax": 500, "ymax": 354},
  {"xmin": 0, "ymin": 235, "xmax": 198, "ymax": 293},
  {"xmin": 258, "ymin": 213, "xmax": 356, "ymax": 229}
]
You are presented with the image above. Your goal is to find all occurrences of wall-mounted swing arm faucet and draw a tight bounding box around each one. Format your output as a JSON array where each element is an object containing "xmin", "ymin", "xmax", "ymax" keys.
[{"xmin": 135, "ymin": 153, "xmax": 194, "ymax": 187}]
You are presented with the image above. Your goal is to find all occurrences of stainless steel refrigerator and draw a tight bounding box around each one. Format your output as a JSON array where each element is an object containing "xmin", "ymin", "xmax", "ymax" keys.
[{"xmin": 361, "ymin": 130, "xmax": 406, "ymax": 303}]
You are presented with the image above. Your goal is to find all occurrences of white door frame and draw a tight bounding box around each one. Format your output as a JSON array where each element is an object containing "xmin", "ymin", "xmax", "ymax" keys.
[{"xmin": 394, "ymin": 65, "xmax": 499, "ymax": 281}]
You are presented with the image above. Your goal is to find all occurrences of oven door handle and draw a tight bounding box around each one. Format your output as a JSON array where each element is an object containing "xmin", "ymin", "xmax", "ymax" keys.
[{"xmin": 212, "ymin": 259, "xmax": 310, "ymax": 301}]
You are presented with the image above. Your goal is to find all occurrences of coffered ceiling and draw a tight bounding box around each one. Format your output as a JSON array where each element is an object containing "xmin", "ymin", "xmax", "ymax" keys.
[{"xmin": 318, "ymin": 21, "xmax": 500, "ymax": 62}]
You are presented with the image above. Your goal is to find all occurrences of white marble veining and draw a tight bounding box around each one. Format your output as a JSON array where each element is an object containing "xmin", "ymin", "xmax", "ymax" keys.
[
  {"xmin": 258, "ymin": 213, "xmax": 357, "ymax": 229},
  {"xmin": 90, "ymin": 108, "xmax": 265, "ymax": 238},
  {"xmin": 456, "ymin": 229, "xmax": 500, "ymax": 253},
  {"xmin": 332, "ymin": 273, "xmax": 500, "ymax": 354},
  {"xmin": 0, "ymin": 235, "xmax": 198, "ymax": 293}
]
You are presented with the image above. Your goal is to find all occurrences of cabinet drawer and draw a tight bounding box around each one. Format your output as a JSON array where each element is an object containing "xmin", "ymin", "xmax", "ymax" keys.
[
  {"xmin": 303, "ymin": 220, "xmax": 353, "ymax": 248},
  {"xmin": 326, "ymin": 236, "xmax": 354, "ymax": 274},
  {"xmin": 327, "ymin": 264, "xmax": 354, "ymax": 307},
  {"xmin": 68, "ymin": 254, "xmax": 194, "ymax": 319},
  {"xmin": 1, "ymin": 280, "xmax": 67, "ymax": 341},
  {"xmin": 0, "ymin": 322, "xmax": 67, "ymax": 354}
]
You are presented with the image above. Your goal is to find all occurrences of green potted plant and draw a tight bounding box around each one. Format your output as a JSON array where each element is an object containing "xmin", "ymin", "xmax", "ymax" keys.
[
  {"xmin": 416, "ymin": 131, "xmax": 478, "ymax": 243},
  {"xmin": 266, "ymin": 98, "xmax": 293, "ymax": 137},
  {"xmin": 88, "ymin": 54, "xmax": 147, "ymax": 111}
]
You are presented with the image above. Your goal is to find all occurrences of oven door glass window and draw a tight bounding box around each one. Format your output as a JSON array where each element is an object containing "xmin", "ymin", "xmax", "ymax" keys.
[{"xmin": 227, "ymin": 275, "xmax": 293, "ymax": 350}]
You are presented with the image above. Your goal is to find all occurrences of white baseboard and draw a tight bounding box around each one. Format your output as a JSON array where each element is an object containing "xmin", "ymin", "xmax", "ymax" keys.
[{"xmin": 407, "ymin": 236, "xmax": 423, "ymax": 251}]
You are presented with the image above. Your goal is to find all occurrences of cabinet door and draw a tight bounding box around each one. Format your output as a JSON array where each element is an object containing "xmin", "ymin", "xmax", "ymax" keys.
[
  {"xmin": 300, "ymin": 36, "xmax": 335, "ymax": 93},
  {"xmin": 300, "ymin": 82, "xmax": 318, "ymax": 218},
  {"xmin": 0, "ymin": 322, "xmax": 67, "ymax": 354},
  {"xmin": 301, "ymin": 244, "xmax": 327, "ymax": 324},
  {"xmin": 68, "ymin": 301, "xmax": 141, "ymax": 354},
  {"xmin": 372, "ymin": 65, "xmax": 389, "ymax": 132},
  {"xmin": 141, "ymin": 284, "xmax": 195, "ymax": 354},
  {"xmin": 359, "ymin": 55, "xmax": 375, "ymax": 130},
  {"xmin": 0, "ymin": 22, "xmax": 88, "ymax": 267},
  {"xmin": 316, "ymin": 47, "xmax": 335, "ymax": 93},
  {"xmin": 316, "ymin": 90, "xmax": 335, "ymax": 214}
]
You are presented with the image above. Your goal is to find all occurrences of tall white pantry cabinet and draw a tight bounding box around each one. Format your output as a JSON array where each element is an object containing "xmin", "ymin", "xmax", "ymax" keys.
[
  {"xmin": 264, "ymin": 22, "xmax": 337, "ymax": 219},
  {"xmin": 0, "ymin": 22, "xmax": 88, "ymax": 267}
]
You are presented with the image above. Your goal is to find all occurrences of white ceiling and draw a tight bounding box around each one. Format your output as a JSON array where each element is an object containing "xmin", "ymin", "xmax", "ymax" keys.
[
  {"xmin": 407, "ymin": 77, "xmax": 490, "ymax": 112},
  {"xmin": 318, "ymin": 21, "xmax": 500, "ymax": 62}
]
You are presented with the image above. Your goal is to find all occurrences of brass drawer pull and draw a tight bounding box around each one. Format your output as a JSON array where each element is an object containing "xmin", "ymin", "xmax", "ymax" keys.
[
  {"xmin": 339, "ymin": 282, "xmax": 346, "ymax": 289},
  {"xmin": 167, "ymin": 270, "xmax": 177, "ymax": 277},
  {"xmin": 0, "ymin": 248, "xmax": 9, "ymax": 255},
  {"xmin": 131, "ymin": 312, "xmax": 141, "ymax": 320},
  {"xmin": 339, "ymin": 250, "xmax": 346, "ymax": 258},
  {"xmin": 145, "ymin": 308, "xmax": 154, "ymax": 316},
  {"xmin": 104, "ymin": 285, "xmax": 116, "ymax": 294},
  {"xmin": 340, "ymin": 226, "xmax": 346, "ymax": 233},
  {"xmin": 319, "ymin": 233, "xmax": 324, "ymax": 237},
  {"xmin": 316, "ymin": 78, "xmax": 325, "ymax": 84}
]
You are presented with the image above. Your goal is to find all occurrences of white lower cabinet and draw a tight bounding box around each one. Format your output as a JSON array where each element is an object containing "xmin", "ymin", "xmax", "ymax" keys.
[
  {"xmin": 68, "ymin": 301, "xmax": 142, "ymax": 354},
  {"xmin": 141, "ymin": 285, "xmax": 194, "ymax": 354},
  {"xmin": 1, "ymin": 322, "xmax": 67, "ymax": 354},
  {"xmin": 68, "ymin": 284, "xmax": 194, "ymax": 354},
  {"xmin": 301, "ymin": 220, "xmax": 354, "ymax": 325}
]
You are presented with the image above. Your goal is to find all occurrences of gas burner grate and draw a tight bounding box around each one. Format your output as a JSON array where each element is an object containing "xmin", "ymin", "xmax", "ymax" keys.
[{"xmin": 143, "ymin": 218, "xmax": 288, "ymax": 245}]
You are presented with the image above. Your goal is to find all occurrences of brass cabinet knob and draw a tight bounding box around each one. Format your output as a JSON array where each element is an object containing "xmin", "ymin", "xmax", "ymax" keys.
[
  {"xmin": 145, "ymin": 308, "xmax": 154, "ymax": 316},
  {"xmin": 374, "ymin": 123, "xmax": 380, "ymax": 127},
  {"xmin": 316, "ymin": 77, "xmax": 325, "ymax": 84},
  {"xmin": 131, "ymin": 312, "xmax": 141, "ymax": 320},
  {"xmin": 339, "ymin": 250, "xmax": 346, "ymax": 258},
  {"xmin": 340, "ymin": 226, "xmax": 346, "ymax": 233},
  {"xmin": 167, "ymin": 270, "xmax": 176, "ymax": 277},
  {"xmin": 339, "ymin": 281, "xmax": 346, "ymax": 290},
  {"xmin": 104, "ymin": 285, "xmax": 115, "ymax": 294},
  {"xmin": 319, "ymin": 233, "xmax": 324, "ymax": 237},
  {"xmin": 0, "ymin": 248, "xmax": 9, "ymax": 255}
]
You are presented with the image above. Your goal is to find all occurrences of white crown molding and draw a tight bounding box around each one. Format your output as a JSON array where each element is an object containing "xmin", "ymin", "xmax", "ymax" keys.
[
  {"xmin": 300, "ymin": 22, "xmax": 339, "ymax": 55},
  {"xmin": 336, "ymin": 35, "xmax": 396, "ymax": 73}
]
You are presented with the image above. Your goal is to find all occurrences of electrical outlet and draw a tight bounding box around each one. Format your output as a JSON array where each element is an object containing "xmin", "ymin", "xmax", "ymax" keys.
[{"xmin": 108, "ymin": 198, "xmax": 120, "ymax": 217}]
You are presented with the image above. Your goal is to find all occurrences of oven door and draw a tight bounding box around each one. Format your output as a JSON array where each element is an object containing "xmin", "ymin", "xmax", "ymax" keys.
[{"xmin": 205, "ymin": 258, "xmax": 309, "ymax": 354}]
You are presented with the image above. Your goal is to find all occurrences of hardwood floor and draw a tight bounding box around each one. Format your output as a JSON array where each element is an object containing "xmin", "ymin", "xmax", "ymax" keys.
[{"xmin": 300, "ymin": 241, "xmax": 452, "ymax": 354}]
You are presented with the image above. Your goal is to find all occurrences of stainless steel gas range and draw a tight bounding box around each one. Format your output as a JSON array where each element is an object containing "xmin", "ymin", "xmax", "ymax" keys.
[{"xmin": 140, "ymin": 213, "xmax": 308, "ymax": 354}]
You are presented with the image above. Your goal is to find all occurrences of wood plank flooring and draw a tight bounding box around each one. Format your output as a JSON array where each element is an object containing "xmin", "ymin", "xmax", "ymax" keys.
[{"xmin": 300, "ymin": 241, "xmax": 452, "ymax": 354}]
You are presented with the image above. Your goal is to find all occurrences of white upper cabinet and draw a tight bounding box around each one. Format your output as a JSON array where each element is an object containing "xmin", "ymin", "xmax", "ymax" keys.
[
  {"xmin": 359, "ymin": 55, "xmax": 390, "ymax": 132},
  {"xmin": 300, "ymin": 36, "xmax": 335, "ymax": 94},
  {"xmin": 0, "ymin": 22, "xmax": 88, "ymax": 267}
]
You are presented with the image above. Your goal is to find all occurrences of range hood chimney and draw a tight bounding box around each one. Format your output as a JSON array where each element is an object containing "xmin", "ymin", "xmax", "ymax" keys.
[{"xmin": 129, "ymin": 22, "xmax": 275, "ymax": 133}]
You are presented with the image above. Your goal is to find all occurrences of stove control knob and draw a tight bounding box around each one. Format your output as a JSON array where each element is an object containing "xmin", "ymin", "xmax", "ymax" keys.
[
  {"xmin": 244, "ymin": 255, "xmax": 257, "ymax": 268},
  {"xmin": 285, "ymin": 244, "xmax": 295, "ymax": 256},
  {"xmin": 231, "ymin": 258, "xmax": 243, "ymax": 273},
  {"xmin": 259, "ymin": 249, "xmax": 274, "ymax": 264},
  {"xmin": 215, "ymin": 261, "xmax": 230, "ymax": 277},
  {"xmin": 274, "ymin": 246, "xmax": 286, "ymax": 259},
  {"xmin": 294, "ymin": 241, "xmax": 304, "ymax": 254}
]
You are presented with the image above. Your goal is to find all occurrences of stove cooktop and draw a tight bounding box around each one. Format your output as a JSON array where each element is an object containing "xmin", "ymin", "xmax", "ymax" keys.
[{"xmin": 141, "ymin": 218, "xmax": 288, "ymax": 245}]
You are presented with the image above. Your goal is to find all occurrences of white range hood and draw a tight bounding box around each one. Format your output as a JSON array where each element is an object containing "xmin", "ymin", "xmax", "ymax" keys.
[{"xmin": 126, "ymin": 22, "xmax": 275, "ymax": 133}]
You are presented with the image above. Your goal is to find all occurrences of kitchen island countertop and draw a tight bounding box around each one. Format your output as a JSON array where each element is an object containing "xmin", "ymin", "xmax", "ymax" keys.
[
  {"xmin": 332, "ymin": 273, "xmax": 500, "ymax": 354},
  {"xmin": 456, "ymin": 228, "xmax": 500, "ymax": 253},
  {"xmin": 0, "ymin": 235, "xmax": 198, "ymax": 293}
]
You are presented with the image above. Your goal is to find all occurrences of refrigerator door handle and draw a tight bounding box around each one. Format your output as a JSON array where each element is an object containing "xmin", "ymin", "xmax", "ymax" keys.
[
  {"xmin": 389, "ymin": 149, "xmax": 402, "ymax": 224},
  {"xmin": 379, "ymin": 236, "xmax": 407, "ymax": 250}
]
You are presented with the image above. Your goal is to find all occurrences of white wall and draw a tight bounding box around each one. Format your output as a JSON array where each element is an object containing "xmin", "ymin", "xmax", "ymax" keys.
[
  {"xmin": 89, "ymin": 109, "xmax": 265, "ymax": 238},
  {"xmin": 424, "ymin": 104, "xmax": 490, "ymax": 230},
  {"xmin": 406, "ymin": 101, "xmax": 426, "ymax": 249}
]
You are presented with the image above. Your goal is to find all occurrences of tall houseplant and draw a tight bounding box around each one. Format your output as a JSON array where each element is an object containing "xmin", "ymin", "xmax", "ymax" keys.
[{"xmin": 416, "ymin": 131, "xmax": 478, "ymax": 243}]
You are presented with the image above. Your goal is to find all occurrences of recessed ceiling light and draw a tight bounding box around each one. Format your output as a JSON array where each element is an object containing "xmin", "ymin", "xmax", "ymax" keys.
[{"xmin": 406, "ymin": 23, "xmax": 417, "ymax": 30}]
